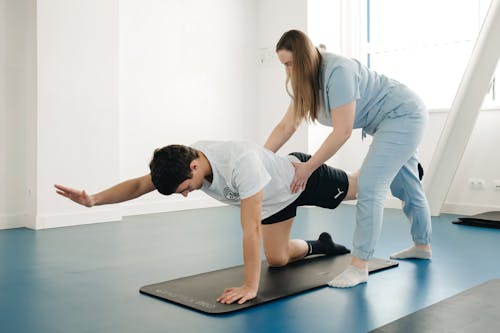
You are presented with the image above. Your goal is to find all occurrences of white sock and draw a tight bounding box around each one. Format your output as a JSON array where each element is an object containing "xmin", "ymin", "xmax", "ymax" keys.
[
  {"xmin": 390, "ymin": 246, "xmax": 431, "ymax": 259},
  {"xmin": 328, "ymin": 265, "xmax": 368, "ymax": 288}
]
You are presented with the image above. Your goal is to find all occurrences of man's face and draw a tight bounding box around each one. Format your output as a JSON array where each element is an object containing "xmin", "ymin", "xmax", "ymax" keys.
[{"xmin": 175, "ymin": 161, "xmax": 204, "ymax": 197}]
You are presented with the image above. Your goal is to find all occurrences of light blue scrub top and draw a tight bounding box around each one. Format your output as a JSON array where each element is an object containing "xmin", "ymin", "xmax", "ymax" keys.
[{"xmin": 317, "ymin": 53, "xmax": 398, "ymax": 135}]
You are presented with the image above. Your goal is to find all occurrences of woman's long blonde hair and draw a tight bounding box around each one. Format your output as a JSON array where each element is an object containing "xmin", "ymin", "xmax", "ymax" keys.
[{"xmin": 276, "ymin": 30, "xmax": 322, "ymax": 123}]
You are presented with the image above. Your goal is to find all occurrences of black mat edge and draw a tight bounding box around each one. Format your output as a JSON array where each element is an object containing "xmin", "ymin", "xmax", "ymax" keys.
[
  {"xmin": 452, "ymin": 219, "xmax": 500, "ymax": 229},
  {"xmin": 452, "ymin": 211, "xmax": 500, "ymax": 229},
  {"xmin": 139, "ymin": 282, "xmax": 331, "ymax": 316}
]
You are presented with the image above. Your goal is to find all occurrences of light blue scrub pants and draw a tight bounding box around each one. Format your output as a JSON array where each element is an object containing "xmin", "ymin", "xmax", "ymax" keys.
[{"xmin": 352, "ymin": 85, "xmax": 432, "ymax": 261}]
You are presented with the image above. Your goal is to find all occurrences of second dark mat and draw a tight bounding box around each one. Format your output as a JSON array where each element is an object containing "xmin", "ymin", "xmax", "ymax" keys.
[
  {"xmin": 371, "ymin": 279, "xmax": 500, "ymax": 333},
  {"xmin": 453, "ymin": 211, "xmax": 500, "ymax": 229},
  {"xmin": 140, "ymin": 254, "xmax": 398, "ymax": 314}
]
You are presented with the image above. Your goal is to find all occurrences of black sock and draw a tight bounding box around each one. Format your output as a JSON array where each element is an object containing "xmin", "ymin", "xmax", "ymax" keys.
[{"xmin": 305, "ymin": 232, "xmax": 350, "ymax": 257}]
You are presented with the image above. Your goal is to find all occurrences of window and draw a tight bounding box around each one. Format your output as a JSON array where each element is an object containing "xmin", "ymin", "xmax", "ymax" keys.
[{"xmin": 366, "ymin": 0, "xmax": 497, "ymax": 109}]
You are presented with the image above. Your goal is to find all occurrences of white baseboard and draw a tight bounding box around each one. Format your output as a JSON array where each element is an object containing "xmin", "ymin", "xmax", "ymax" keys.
[
  {"xmin": 4, "ymin": 198, "xmax": 495, "ymax": 231},
  {"xmin": 341, "ymin": 197, "xmax": 403, "ymax": 210},
  {"xmin": 34, "ymin": 209, "xmax": 122, "ymax": 230},
  {"xmin": 441, "ymin": 202, "xmax": 500, "ymax": 216},
  {"xmin": 119, "ymin": 197, "xmax": 226, "ymax": 216},
  {"xmin": 21, "ymin": 198, "xmax": 225, "ymax": 230},
  {"xmin": 0, "ymin": 214, "xmax": 28, "ymax": 230},
  {"xmin": 342, "ymin": 198, "xmax": 499, "ymax": 217},
  {"xmin": 383, "ymin": 198, "xmax": 404, "ymax": 209},
  {"xmin": 0, "ymin": 211, "xmax": 121, "ymax": 230}
]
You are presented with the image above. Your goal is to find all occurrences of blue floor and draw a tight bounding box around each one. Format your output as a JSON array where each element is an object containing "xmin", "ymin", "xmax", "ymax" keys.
[{"xmin": 1, "ymin": 205, "xmax": 499, "ymax": 333}]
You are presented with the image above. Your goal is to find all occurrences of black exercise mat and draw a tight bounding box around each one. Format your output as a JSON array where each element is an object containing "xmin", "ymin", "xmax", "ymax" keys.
[
  {"xmin": 140, "ymin": 254, "xmax": 398, "ymax": 314},
  {"xmin": 370, "ymin": 279, "xmax": 500, "ymax": 333},
  {"xmin": 452, "ymin": 211, "xmax": 500, "ymax": 229}
]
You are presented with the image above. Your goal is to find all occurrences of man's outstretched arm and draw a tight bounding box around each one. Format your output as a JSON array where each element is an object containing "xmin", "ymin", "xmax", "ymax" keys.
[{"xmin": 54, "ymin": 174, "xmax": 156, "ymax": 207}]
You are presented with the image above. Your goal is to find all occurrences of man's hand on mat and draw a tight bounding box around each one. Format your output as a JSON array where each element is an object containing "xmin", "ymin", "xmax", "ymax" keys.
[
  {"xmin": 216, "ymin": 285, "xmax": 257, "ymax": 305},
  {"xmin": 54, "ymin": 184, "xmax": 94, "ymax": 207}
]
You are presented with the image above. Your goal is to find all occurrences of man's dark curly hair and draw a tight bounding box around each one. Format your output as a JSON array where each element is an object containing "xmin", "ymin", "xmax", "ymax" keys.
[{"xmin": 149, "ymin": 145, "xmax": 200, "ymax": 195}]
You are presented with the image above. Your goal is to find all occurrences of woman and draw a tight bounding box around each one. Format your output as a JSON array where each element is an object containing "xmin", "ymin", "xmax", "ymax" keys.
[{"xmin": 264, "ymin": 30, "xmax": 432, "ymax": 288}]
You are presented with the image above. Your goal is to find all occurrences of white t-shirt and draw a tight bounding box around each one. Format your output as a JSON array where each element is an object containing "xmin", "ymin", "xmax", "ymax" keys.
[{"xmin": 191, "ymin": 141, "xmax": 301, "ymax": 219}]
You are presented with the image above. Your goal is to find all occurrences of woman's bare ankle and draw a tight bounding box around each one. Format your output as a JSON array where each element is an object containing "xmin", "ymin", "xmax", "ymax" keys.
[
  {"xmin": 415, "ymin": 243, "xmax": 431, "ymax": 251},
  {"xmin": 351, "ymin": 256, "xmax": 368, "ymax": 270}
]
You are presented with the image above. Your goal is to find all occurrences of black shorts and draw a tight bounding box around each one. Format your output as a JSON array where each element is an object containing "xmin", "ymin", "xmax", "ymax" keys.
[{"xmin": 262, "ymin": 152, "xmax": 349, "ymax": 225}]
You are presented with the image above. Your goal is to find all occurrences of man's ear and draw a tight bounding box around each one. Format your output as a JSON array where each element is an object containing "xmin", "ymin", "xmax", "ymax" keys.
[{"xmin": 189, "ymin": 159, "xmax": 198, "ymax": 171}]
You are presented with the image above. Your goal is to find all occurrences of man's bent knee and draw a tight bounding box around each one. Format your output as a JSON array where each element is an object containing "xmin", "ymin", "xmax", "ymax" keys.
[{"xmin": 266, "ymin": 255, "xmax": 289, "ymax": 267}]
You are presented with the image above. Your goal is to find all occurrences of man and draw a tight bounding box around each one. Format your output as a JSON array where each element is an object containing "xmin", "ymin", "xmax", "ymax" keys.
[{"xmin": 55, "ymin": 140, "xmax": 358, "ymax": 305}]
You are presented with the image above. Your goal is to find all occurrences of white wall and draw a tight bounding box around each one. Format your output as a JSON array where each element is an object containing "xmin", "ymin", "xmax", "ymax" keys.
[
  {"xmin": 307, "ymin": 0, "xmax": 342, "ymax": 54},
  {"xmin": 0, "ymin": 0, "xmax": 37, "ymax": 229},
  {"xmin": 254, "ymin": 0, "xmax": 309, "ymax": 154},
  {"xmin": 118, "ymin": 0, "xmax": 259, "ymax": 215},
  {"xmin": 0, "ymin": 0, "xmax": 7, "ymax": 227},
  {"xmin": 443, "ymin": 109, "xmax": 500, "ymax": 215},
  {"xmin": 34, "ymin": 0, "xmax": 121, "ymax": 229}
]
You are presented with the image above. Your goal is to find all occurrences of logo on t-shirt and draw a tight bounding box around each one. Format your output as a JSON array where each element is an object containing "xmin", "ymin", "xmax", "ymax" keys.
[{"xmin": 223, "ymin": 187, "xmax": 240, "ymax": 200}]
